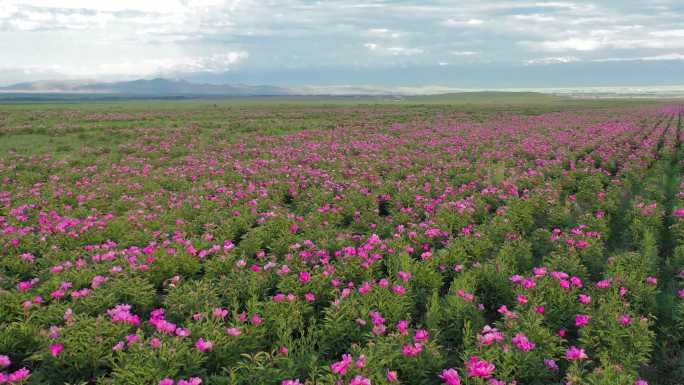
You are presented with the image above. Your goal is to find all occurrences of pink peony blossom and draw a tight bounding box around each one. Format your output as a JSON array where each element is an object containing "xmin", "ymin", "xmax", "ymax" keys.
[{"xmin": 439, "ymin": 368, "xmax": 461, "ymax": 385}]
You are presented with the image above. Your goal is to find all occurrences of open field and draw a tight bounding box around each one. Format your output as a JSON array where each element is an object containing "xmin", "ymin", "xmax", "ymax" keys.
[{"xmin": 1, "ymin": 97, "xmax": 684, "ymax": 385}]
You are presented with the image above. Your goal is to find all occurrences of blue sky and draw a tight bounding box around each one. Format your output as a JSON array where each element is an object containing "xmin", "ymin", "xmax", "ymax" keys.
[{"xmin": 1, "ymin": 0, "xmax": 684, "ymax": 86}]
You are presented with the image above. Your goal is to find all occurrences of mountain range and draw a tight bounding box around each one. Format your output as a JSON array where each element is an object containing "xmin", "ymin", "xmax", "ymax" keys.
[{"xmin": 0, "ymin": 78, "xmax": 290, "ymax": 96}]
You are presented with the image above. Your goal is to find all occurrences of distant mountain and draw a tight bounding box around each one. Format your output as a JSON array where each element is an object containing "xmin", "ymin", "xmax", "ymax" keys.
[{"xmin": 0, "ymin": 78, "xmax": 290, "ymax": 96}]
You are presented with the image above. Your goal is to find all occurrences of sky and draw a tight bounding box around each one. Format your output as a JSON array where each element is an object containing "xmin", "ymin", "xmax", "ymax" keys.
[{"xmin": 1, "ymin": 0, "xmax": 684, "ymax": 87}]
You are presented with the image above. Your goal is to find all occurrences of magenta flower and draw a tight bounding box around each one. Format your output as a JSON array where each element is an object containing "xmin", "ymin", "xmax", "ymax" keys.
[
  {"xmin": 620, "ymin": 314, "xmax": 632, "ymax": 325},
  {"xmin": 566, "ymin": 346, "xmax": 588, "ymax": 361},
  {"xmin": 50, "ymin": 343, "xmax": 64, "ymax": 357},
  {"xmin": 282, "ymin": 380, "xmax": 302, "ymax": 385},
  {"xmin": 195, "ymin": 338, "xmax": 213, "ymax": 352},
  {"xmin": 0, "ymin": 355, "xmax": 10, "ymax": 368},
  {"xmin": 226, "ymin": 327, "xmax": 242, "ymax": 336},
  {"xmin": 511, "ymin": 333, "xmax": 535, "ymax": 351},
  {"xmin": 331, "ymin": 353, "xmax": 353, "ymax": 375},
  {"xmin": 575, "ymin": 314, "xmax": 591, "ymax": 328},
  {"xmin": 299, "ymin": 271, "xmax": 311, "ymax": 283},
  {"xmin": 466, "ymin": 356, "xmax": 495, "ymax": 378},
  {"xmin": 159, "ymin": 379, "xmax": 175, "ymax": 385},
  {"xmin": 439, "ymin": 368, "xmax": 462, "ymax": 385},
  {"xmin": 414, "ymin": 329, "xmax": 429, "ymax": 342},
  {"xmin": 349, "ymin": 375, "xmax": 371, "ymax": 385},
  {"xmin": 387, "ymin": 370, "xmax": 399, "ymax": 383},
  {"xmin": 7, "ymin": 367, "xmax": 31, "ymax": 382},
  {"xmin": 251, "ymin": 314, "xmax": 263, "ymax": 326},
  {"xmin": 544, "ymin": 358, "xmax": 559, "ymax": 371}
]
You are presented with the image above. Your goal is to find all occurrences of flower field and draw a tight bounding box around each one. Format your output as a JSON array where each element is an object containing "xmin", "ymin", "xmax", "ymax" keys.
[{"xmin": 1, "ymin": 100, "xmax": 684, "ymax": 385}]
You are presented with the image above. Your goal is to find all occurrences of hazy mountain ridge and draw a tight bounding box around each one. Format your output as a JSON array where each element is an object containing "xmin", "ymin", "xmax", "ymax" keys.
[{"xmin": 0, "ymin": 78, "xmax": 290, "ymax": 96}]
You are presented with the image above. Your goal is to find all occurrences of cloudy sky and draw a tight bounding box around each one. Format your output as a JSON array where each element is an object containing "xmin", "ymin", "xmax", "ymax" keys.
[{"xmin": 1, "ymin": 0, "xmax": 684, "ymax": 87}]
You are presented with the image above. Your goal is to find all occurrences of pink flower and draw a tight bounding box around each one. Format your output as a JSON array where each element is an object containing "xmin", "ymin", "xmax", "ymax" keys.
[
  {"xmin": 355, "ymin": 354, "xmax": 367, "ymax": 369},
  {"xmin": 396, "ymin": 320, "xmax": 409, "ymax": 334},
  {"xmin": 0, "ymin": 355, "xmax": 10, "ymax": 368},
  {"xmin": 387, "ymin": 370, "xmax": 399, "ymax": 383},
  {"xmin": 393, "ymin": 285, "xmax": 406, "ymax": 295},
  {"xmin": 635, "ymin": 380, "xmax": 648, "ymax": 385},
  {"xmin": 466, "ymin": 356, "xmax": 495, "ymax": 378},
  {"xmin": 478, "ymin": 326, "xmax": 504, "ymax": 345},
  {"xmin": 178, "ymin": 377, "xmax": 202, "ymax": 385},
  {"xmin": 251, "ymin": 314, "xmax": 263, "ymax": 326},
  {"xmin": 575, "ymin": 314, "xmax": 591, "ymax": 328},
  {"xmin": 578, "ymin": 294, "xmax": 591, "ymax": 304},
  {"xmin": 195, "ymin": 338, "xmax": 213, "ymax": 352},
  {"xmin": 299, "ymin": 271, "xmax": 311, "ymax": 283},
  {"xmin": 414, "ymin": 329, "xmax": 429, "ymax": 342},
  {"xmin": 398, "ymin": 271, "xmax": 412, "ymax": 282},
  {"xmin": 620, "ymin": 314, "xmax": 632, "ymax": 325},
  {"xmin": 349, "ymin": 375, "xmax": 371, "ymax": 385},
  {"xmin": 282, "ymin": 380, "xmax": 302, "ymax": 385},
  {"xmin": 402, "ymin": 343, "xmax": 423, "ymax": 356},
  {"xmin": 213, "ymin": 308, "xmax": 229, "ymax": 318},
  {"xmin": 7, "ymin": 367, "xmax": 31, "ymax": 382},
  {"xmin": 304, "ymin": 292, "xmax": 316, "ymax": 302},
  {"xmin": 331, "ymin": 353, "xmax": 353, "ymax": 375},
  {"xmin": 226, "ymin": 327, "xmax": 242, "ymax": 336},
  {"xmin": 159, "ymin": 379, "xmax": 175, "ymax": 385},
  {"xmin": 566, "ymin": 346, "xmax": 588, "ymax": 361},
  {"xmin": 50, "ymin": 343, "xmax": 64, "ymax": 357},
  {"xmin": 673, "ymin": 208, "xmax": 684, "ymax": 217},
  {"xmin": 511, "ymin": 333, "xmax": 535, "ymax": 351},
  {"xmin": 440, "ymin": 368, "xmax": 462, "ymax": 385},
  {"xmin": 544, "ymin": 359, "xmax": 559, "ymax": 371},
  {"xmin": 646, "ymin": 276, "xmax": 657, "ymax": 285}
]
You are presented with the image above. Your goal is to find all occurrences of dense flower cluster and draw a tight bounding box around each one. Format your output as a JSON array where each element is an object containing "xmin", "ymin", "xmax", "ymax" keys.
[{"xmin": 0, "ymin": 103, "xmax": 683, "ymax": 384}]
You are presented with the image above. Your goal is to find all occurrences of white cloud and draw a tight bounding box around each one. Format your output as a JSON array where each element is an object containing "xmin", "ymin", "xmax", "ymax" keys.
[
  {"xmin": 526, "ymin": 56, "xmax": 581, "ymax": 65},
  {"xmin": 650, "ymin": 29, "xmax": 684, "ymax": 37},
  {"xmin": 594, "ymin": 53, "xmax": 684, "ymax": 62},
  {"xmin": 450, "ymin": 51, "xmax": 479, "ymax": 56},
  {"xmin": 444, "ymin": 18, "xmax": 484, "ymax": 27},
  {"xmin": 523, "ymin": 38, "xmax": 604, "ymax": 52},
  {"xmin": 0, "ymin": 52, "xmax": 249, "ymax": 79},
  {"xmin": 512, "ymin": 14, "xmax": 556, "ymax": 22},
  {"xmin": 387, "ymin": 47, "xmax": 424, "ymax": 56},
  {"xmin": 364, "ymin": 43, "xmax": 423, "ymax": 56}
]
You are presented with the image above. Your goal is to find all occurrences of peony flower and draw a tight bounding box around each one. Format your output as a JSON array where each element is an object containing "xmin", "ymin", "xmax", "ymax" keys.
[
  {"xmin": 282, "ymin": 380, "xmax": 302, "ymax": 385},
  {"xmin": 439, "ymin": 368, "xmax": 462, "ymax": 385},
  {"xmin": 50, "ymin": 343, "xmax": 64, "ymax": 357},
  {"xmin": 349, "ymin": 375, "xmax": 372, "ymax": 385},
  {"xmin": 511, "ymin": 333, "xmax": 535, "ymax": 351},
  {"xmin": 331, "ymin": 353, "xmax": 353, "ymax": 375},
  {"xmin": 414, "ymin": 329, "xmax": 429, "ymax": 342},
  {"xmin": 566, "ymin": 346, "xmax": 588, "ymax": 361},
  {"xmin": 7, "ymin": 367, "xmax": 31, "ymax": 382},
  {"xmin": 544, "ymin": 359, "xmax": 559, "ymax": 371},
  {"xmin": 575, "ymin": 314, "xmax": 591, "ymax": 328},
  {"xmin": 466, "ymin": 356, "xmax": 495, "ymax": 378},
  {"xmin": 195, "ymin": 338, "xmax": 213, "ymax": 352}
]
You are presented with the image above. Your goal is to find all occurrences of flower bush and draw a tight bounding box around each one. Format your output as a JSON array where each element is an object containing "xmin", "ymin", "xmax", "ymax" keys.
[{"xmin": 0, "ymin": 102, "xmax": 683, "ymax": 384}]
